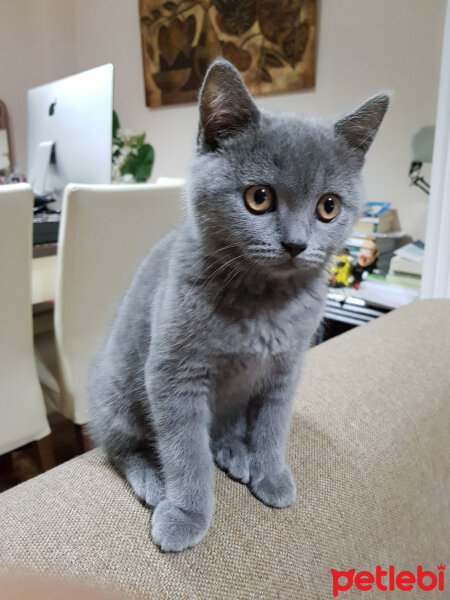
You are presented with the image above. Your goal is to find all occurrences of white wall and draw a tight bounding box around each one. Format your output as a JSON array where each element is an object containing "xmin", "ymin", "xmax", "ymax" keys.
[
  {"xmin": 0, "ymin": 0, "xmax": 75, "ymax": 170},
  {"xmin": 0, "ymin": 0, "xmax": 446, "ymax": 239}
]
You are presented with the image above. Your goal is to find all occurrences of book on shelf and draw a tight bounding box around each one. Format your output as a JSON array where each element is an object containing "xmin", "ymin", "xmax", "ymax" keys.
[
  {"xmin": 386, "ymin": 252, "xmax": 423, "ymax": 289},
  {"xmin": 363, "ymin": 202, "xmax": 391, "ymax": 217},
  {"xmin": 354, "ymin": 208, "xmax": 400, "ymax": 234},
  {"xmin": 385, "ymin": 273, "xmax": 421, "ymax": 288},
  {"xmin": 393, "ymin": 241, "xmax": 424, "ymax": 263},
  {"xmin": 389, "ymin": 255, "xmax": 423, "ymax": 277}
]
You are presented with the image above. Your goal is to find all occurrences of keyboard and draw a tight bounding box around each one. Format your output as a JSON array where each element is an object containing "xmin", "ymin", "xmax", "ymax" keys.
[{"xmin": 33, "ymin": 212, "xmax": 60, "ymax": 245}]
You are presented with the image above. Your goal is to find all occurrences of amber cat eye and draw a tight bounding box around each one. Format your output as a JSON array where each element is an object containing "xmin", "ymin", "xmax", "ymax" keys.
[
  {"xmin": 244, "ymin": 185, "xmax": 276, "ymax": 214},
  {"xmin": 316, "ymin": 193, "xmax": 341, "ymax": 222}
]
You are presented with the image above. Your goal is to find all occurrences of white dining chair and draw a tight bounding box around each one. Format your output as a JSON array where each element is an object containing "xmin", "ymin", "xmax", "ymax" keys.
[
  {"xmin": 51, "ymin": 182, "xmax": 182, "ymax": 447},
  {"xmin": 0, "ymin": 183, "xmax": 54, "ymax": 469}
]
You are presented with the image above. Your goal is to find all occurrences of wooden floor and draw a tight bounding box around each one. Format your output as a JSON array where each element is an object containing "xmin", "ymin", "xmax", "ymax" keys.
[{"xmin": 0, "ymin": 413, "xmax": 79, "ymax": 493}]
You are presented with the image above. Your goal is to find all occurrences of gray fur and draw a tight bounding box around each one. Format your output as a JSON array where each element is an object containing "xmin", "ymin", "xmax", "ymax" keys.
[{"xmin": 88, "ymin": 58, "xmax": 388, "ymax": 552}]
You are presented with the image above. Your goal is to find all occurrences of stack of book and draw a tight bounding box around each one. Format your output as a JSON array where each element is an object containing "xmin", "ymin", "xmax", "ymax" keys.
[
  {"xmin": 386, "ymin": 241, "xmax": 424, "ymax": 288},
  {"xmin": 353, "ymin": 204, "xmax": 400, "ymax": 235}
]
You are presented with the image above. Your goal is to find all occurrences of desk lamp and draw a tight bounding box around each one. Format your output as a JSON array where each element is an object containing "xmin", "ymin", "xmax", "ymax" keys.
[{"xmin": 409, "ymin": 126, "xmax": 434, "ymax": 195}]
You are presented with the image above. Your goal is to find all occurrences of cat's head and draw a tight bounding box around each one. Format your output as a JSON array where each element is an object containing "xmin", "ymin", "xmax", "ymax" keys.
[{"xmin": 189, "ymin": 58, "xmax": 389, "ymax": 275}]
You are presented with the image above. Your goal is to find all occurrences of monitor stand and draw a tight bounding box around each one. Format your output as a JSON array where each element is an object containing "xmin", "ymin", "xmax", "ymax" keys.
[
  {"xmin": 31, "ymin": 141, "xmax": 61, "ymax": 245},
  {"xmin": 30, "ymin": 141, "xmax": 54, "ymax": 195}
]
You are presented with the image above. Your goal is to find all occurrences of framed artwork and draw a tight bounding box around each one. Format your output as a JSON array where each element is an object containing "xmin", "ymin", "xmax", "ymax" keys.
[{"xmin": 139, "ymin": 0, "xmax": 316, "ymax": 107}]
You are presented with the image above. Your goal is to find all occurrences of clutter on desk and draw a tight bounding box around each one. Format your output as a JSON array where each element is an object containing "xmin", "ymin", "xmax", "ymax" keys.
[
  {"xmin": 0, "ymin": 168, "xmax": 27, "ymax": 185},
  {"xmin": 355, "ymin": 277, "xmax": 419, "ymax": 308},
  {"xmin": 327, "ymin": 275, "xmax": 419, "ymax": 311},
  {"xmin": 352, "ymin": 236, "xmax": 379, "ymax": 284},
  {"xmin": 327, "ymin": 248, "xmax": 353, "ymax": 287},
  {"xmin": 327, "ymin": 203, "xmax": 423, "ymax": 311},
  {"xmin": 346, "ymin": 203, "xmax": 412, "ymax": 277}
]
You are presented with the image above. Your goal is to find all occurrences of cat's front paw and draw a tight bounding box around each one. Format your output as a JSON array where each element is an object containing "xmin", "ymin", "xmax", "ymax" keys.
[
  {"xmin": 250, "ymin": 467, "xmax": 296, "ymax": 508},
  {"xmin": 125, "ymin": 463, "xmax": 165, "ymax": 508},
  {"xmin": 214, "ymin": 438, "xmax": 250, "ymax": 483},
  {"xmin": 151, "ymin": 500, "xmax": 211, "ymax": 552}
]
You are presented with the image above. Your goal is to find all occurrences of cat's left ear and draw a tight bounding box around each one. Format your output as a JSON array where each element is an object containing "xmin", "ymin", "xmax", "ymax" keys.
[
  {"xmin": 335, "ymin": 94, "xmax": 390, "ymax": 155},
  {"xmin": 198, "ymin": 58, "xmax": 259, "ymax": 152}
]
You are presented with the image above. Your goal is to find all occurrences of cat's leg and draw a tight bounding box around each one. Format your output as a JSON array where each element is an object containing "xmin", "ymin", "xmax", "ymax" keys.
[
  {"xmin": 113, "ymin": 448, "xmax": 165, "ymax": 507},
  {"xmin": 146, "ymin": 356, "xmax": 214, "ymax": 552},
  {"xmin": 89, "ymin": 369, "xmax": 165, "ymax": 507},
  {"xmin": 247, "ymin": 365, "xmax": 299, "ymax": 508},
  {"xmin": 211, "ymin": 410, "xmax": 250, "ymax": 483}
]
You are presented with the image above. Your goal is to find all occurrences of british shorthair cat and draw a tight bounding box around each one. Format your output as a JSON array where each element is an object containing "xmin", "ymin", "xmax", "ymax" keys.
[{"xmin": 88, "ymin": 58, "xmax": 389, "ymax": 551}]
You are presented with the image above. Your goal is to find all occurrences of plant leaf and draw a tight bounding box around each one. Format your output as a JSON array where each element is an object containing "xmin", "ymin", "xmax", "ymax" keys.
[
  {"xmin": 135, "ymin": 132, "xmax": 146, "ymax": 147},
  {"xmin": 120, "ymin": 152, "xmax": 136, "ymax": 176},
  {"xmin": 120, "ymin": 144, "xmax": 154, "ymax": 182},
  {"xmin": 135, "ymin": 144, "xmax": 155, "ymax": 182}
]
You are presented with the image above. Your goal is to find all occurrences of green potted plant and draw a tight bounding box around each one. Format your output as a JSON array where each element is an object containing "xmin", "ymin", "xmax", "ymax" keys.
[{"xmin": 111, "ymin": 111, "xmax": 154, "ymax": 183}]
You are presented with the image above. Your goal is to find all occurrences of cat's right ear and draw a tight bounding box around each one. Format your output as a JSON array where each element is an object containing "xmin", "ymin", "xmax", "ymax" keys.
[
  {"xmin": 198, "ymin": 58, "xmax": 259, "ymax": 152},
  {"xmin": 335, "ymin": 93, "xmax": 390, "ymax": 155}
]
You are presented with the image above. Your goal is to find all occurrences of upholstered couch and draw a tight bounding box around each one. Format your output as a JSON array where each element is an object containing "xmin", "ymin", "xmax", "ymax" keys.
[{"xmin": 1, "ymin": 300, "xmax": 449, "ymax": 599}]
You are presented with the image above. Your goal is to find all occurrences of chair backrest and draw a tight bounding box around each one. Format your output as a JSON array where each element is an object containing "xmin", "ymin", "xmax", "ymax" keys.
[
  {"xmin": 54, "ymin": 183, "xmax": 183, "ymax": 424},
  {"xmin": 0, "ymin": 183, "xmax": 50, "ymax": 454}
]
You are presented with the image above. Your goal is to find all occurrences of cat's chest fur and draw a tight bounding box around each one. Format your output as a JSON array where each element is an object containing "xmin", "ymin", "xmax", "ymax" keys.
[
  {"xmin": 209, "ymin": 305, "xmax": 304, "ymax": 356},
  {"xmin": 205, "ymin": 278, "xmax": 323, "ymax": 354},
  {"xmin": 200, "ymin": 280, "xmax": 325, "ymax": 397}
]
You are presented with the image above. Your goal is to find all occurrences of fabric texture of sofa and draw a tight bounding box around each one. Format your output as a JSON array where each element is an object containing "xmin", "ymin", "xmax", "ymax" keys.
[{"xmin": 0, "ymin": 300, "xmax": 449, "ymax": 599}]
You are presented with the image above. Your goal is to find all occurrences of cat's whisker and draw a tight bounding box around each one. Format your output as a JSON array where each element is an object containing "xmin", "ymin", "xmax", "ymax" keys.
[
  {"xmin": 180, "ymin": 243, "xmax": 245, "ymax": 309},
  {"xmin": 209, "ymin": 252, "xmax": 257, "ymax": 308},
  {"xmin": 248, "ymin": 244, "xmax": 276, "ymax": 251},
  {"xmin": 250, "ymin": 248, "xmax": 280, "ymax": 255},
  {"xmin": 307, "ymin": 253, "xmax": 325, "ymax": 260},
  {"xmin": 222, "ymin": 261, "xmax": 248, "ymax": 288},
  {"xmin": 184, "ymin": 253, "xmax": 248, "ymax": 309},
  {"xmin": 213, "ymin": 262, "xmax": 252, "ymax": 309},
  {"xmin": 188, "ymin": 242, "xmax": 242, "ymax": 277}
]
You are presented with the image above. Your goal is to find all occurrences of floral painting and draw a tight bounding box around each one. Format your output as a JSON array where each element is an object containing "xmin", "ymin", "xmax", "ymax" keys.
[{"xmin": 139, "ymin": 0, "xmax": 316, "ymax": 107}]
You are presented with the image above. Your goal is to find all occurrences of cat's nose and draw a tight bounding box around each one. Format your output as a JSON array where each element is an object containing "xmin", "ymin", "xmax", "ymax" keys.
[{"xmin": 281, "ymin": 241, "xmax": 307, "ymax": 257}]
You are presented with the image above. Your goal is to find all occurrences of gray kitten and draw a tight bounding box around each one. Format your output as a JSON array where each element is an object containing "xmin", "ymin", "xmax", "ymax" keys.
[{"xmin": 88, "ymin": 58, "xmax": 388, "ymax": 552}]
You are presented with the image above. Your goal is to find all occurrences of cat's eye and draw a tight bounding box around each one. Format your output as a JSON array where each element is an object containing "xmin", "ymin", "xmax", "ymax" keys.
[
  {"xmin": 244, "ymin": 185, "xmax": 275, "ymax": 215},
  {"xmin": 316, "ymin": 193, "xmax": 341, "ymax": 222}
]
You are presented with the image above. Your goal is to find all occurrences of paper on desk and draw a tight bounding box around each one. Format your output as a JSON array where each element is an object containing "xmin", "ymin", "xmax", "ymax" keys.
[{"xmin": 350, "ymin": 280, "xmax": 419, "ymax": 309}]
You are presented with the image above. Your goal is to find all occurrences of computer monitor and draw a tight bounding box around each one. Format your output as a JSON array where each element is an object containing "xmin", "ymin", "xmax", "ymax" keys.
[{"xmin": 27, "ymin": 64, "xmax": 113, "ymax": 203}]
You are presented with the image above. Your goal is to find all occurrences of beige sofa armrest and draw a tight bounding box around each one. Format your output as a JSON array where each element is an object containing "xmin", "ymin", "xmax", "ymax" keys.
[{"xmin": 0, "ymin": 300, "xmax": 448, "ymax": 599}]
